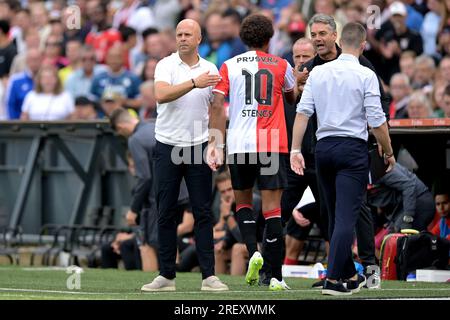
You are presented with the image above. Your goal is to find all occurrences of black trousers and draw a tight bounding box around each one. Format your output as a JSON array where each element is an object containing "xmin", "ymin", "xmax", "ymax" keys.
[
  {"xmin": 100, "ymin": 238, "xmax": 142, "ymax": 270},
  {"xmin": 315, "ymin": 137, "xmax": 369, "ymax": 280},
  {"xmin": 154, "ymin": 141, "xmax": 214, "ymax": 280}
]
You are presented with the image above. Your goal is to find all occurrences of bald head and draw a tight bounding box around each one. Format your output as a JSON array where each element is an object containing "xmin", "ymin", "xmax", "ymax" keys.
[
  {"xmin": 176, "ymin": 19, "xmax": 202, "ymax": 56},
  {"xmin": 106, "ymin": 43, "xmax": 124, "ymax": 72},
  {"xmin": 292, "ymin": 38, "xmax": 315, "ymax": 68},
  {"xmin": 176, "ymin": 19, "xmax": 201, "ymax": 37}
]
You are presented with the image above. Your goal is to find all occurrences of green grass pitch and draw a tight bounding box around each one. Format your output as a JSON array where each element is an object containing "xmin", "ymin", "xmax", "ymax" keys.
[{"xmin": 0, "ymin": 266, "xmax": 449, "ymax": 300}]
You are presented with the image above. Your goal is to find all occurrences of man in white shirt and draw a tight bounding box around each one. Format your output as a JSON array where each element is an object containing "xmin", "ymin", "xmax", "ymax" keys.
[
  {"xmin": 140, "ymin": 19, "xmax": 228, "ymax": 292},
  {"xmin": 291, "ymin": 22, "xmax": 396, "ymax": 296}
]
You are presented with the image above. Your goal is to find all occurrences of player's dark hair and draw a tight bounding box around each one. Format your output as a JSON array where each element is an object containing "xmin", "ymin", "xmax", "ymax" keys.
[{"xmin": 239, "ymin": 14, "xmax": 274, "ymax": 49}]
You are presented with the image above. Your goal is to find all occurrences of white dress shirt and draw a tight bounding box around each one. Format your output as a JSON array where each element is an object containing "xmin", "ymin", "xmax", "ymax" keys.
[{"xmin": 297, "ymin": 54, "xmax": 386, "ymax": 142}]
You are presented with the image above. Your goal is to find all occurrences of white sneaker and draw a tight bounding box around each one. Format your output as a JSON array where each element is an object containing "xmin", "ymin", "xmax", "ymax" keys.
[
  {"xmin": 141, "ymin": 275, "xmax": 176, "ymax": 292},
  {"xmin": 269, "ymin": 278, "xmax": 291, "ymax": 291},
  {"xmin": 201, "ymin": 275, "xmax": 229, "ymax": 291}
]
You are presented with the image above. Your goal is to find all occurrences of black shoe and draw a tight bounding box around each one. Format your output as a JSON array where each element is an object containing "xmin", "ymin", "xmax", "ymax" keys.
[
  {"xmin": 258, "ymin": 271, "xmax": 271, "ymax": 286},
  {"xmin": 345, "ymin": 274, "xmax": 367, "ymax": 293},
  {"xmin": 312, "ymin": 279, "xmax": 325, "ymax": 289},
  {"xmin": 321, "ymin": 280, "xmax": 352, "ymax": 296}
]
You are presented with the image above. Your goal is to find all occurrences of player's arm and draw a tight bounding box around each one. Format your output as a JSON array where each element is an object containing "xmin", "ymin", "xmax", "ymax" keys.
[
  {"xmin": 155, "ymin": 72, "xmax": 220, "ymax": 104},
  {"xmin": 209, "ymin": 92, "xmax": 227, "ymax": 147},
  {"xmin": 284, "ymin": 61, "xmax": 297, "ymax": 105}
]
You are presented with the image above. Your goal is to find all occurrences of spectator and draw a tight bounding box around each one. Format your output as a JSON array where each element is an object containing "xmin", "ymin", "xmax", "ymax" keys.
[
  {"xmin": 5, "ymin": 47, "xmax": 42, "ymax": 119},
  {"xmin": 151, "ymin": 0, "xmax": 182, "ymax": 31},
  {"xmin": 70, "ymin": 96, "xmax": 99, "ymax": 120},
  {"xmin": 138, "ymin": 80, "xmax": 157, "ymax": 120},
  {"xmin": 285, "ymin": 202, "xmax": 329, "ymax": 266},
  {"xmin": 199, "ymin": 11, "xmax": 232, "ymax": 69},
  {"xmin": 140, "ymin": 57, "xmax": 158, "ymax": 82},
  {"xmin": 440, "ymin": 0, "xmax": 450, "ymax": 33},
  {"xmin": 368, "ymin": 163, "xmax": 435, "ymax": 234},
  {"xmin": 431, "ymin": 81, "xmax": 447, "ymax": 118},
  {"xmin": 222, "ymin": 8, "xmax": 246, "ymax": 58},
  {"xmin": 9, "ymin": 29, "xmax": 41, "ymax": 75},
  {"xmin": 112, "ymin": 0, "xmax": 156, "ymax": 35},
  {"xmin": 213, "ymin": 170, "xmax": 248, "ymax": 276},
  {"xmin": 9, "ymin": 7, "xmax": 31, "ymax": 54},
  {"xmin": 101, "ymin": 231, "xmax": 142, "ymax": 270},
  {"xmin": 429, "ymin": 191, "xmax": 450, "ymax": 230},
  {"xmin": 399, "ymin": 50, "xmax": 416, "ymax": 81},
  {"xmin": 437, "ymin": 26, "xmax": 450, "ymax": 57},
  {"xmin": 132, "ymin": 28, "xmax": 165, "ymax": 75},
  {"xmin": 259, "ymin": 9, "xmax": 291, "ymax": 58},
  {"xmin": 58, "ymin": 39, "xmax": 82, "ymax": 85},
  {"xmin": 430, "ymin": 191, "xmax": 450, "ymax": 240},
  {"xmin": 118, "ymin": 25, "xmax": 137, "ymax": 70},
  {"xmin": 402, "ymin": 0, "xmax": 425, "ymax": 33},
  {"xmin": 371, "ymin": 1, "xmax": 423, "ymax": 83},
  {"xmin": 0, "ymin": 19, "xmax": 17, "ymax": 79},
  {"xmin": 443, "ymin": 84, "xmax": 450, "ymax": 117},
  {"xmin": 20, "ymin": 65, "xmax": 74, "ymax": 120},
  {"xmin": 42, "ymin": 34, "xmax": 68, "ymax": 68},
  {"xmin": 65, "ymin": 45, "xmax": 106, "ymax": 100},
  {"xmin": 406, "ymin": 91, "xmax": 433, "ymax": 118},
  {"xmin": 411, "ymin": 54, "xmax": 435, "ymax": 89},
  {"xmin": 159, "ymin": 29, "xmax": 177, "ymax": 57},
  {"xmin": 438, "ymin": 55, "xmax": 450, "ymax": 85},
  {"xmin": 30, "ymin": 1, "xmax": 51, "ymax": 49},
  {"xmin": 85, "ymin": 0, "xmax": 121, "ymax": 64},
  {"xmin": 389, "ymin": 73, "xmax": 412, "ymax": 119},
  {"xmin": 420, "ymin": 0, "xmax": 442, "ymax": 57},
  {"xmin": 90, "ymin": 43, "xmax": 141, "ymax": 110}
]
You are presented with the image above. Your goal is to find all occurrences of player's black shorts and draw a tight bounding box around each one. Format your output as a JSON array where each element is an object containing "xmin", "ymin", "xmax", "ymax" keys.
[{"xmin": 227, "ymin": 153, "xmax": 287, "ymax": 190}]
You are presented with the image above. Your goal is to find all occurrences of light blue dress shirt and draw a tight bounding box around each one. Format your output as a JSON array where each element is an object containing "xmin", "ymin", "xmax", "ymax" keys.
[{"xmin": 297, "ymin": 54, "xmax": 386, "ymax": 142}]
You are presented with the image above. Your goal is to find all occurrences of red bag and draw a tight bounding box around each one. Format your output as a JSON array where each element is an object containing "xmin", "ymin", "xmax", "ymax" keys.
[
  {"xmin": 380, "ymin": 233, "xmax": 406, "ymax": 280},
  {"xmin": 379, "ymin": 230, "xmax": 420, "ymax": 280}
]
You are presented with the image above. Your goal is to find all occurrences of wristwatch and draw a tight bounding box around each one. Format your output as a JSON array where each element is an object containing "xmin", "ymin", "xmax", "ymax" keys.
[{"xmin": 402, "ymin": 215, "xmax": 414, "ymax": 223}]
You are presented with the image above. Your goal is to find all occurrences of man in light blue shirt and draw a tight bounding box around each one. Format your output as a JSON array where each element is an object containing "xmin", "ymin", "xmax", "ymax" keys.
[{"xmin": 291, "ymin": 22, "xmax": 396, "ymax": 296}]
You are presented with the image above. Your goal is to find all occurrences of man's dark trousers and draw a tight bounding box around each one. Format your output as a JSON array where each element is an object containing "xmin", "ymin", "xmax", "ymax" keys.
[
  {"xmin": 154, "ymin": 140, "xmax": 214, "ymax": 280},
  {"xmin": 315, "ymin": 137, "xmax": 369, "ymax": 280}
]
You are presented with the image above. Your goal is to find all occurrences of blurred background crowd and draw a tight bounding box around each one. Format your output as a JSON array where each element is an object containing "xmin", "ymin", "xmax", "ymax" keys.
[{"xmin": 0, "ymin": 0, "xmax": 449, "ymax": 122}]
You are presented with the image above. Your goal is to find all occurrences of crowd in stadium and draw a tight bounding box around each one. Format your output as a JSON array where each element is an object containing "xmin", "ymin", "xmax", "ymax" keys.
[
  {"xmin": 0, "ymin": 0, "xmax": 449, "ymax": 295},
  {"xmin": 0, "ymin": 0, "xmax": 450, "ymax": 121}
]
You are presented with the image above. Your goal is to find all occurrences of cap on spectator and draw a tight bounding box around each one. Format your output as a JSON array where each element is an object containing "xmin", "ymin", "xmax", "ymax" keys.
[
  {"xmin": 75, "ymin": 96, "xmax": 93, "ymax": 106},
  {"xmin": 389, "ymin": 1, "xmax": 407, "ymax": 17},
  {"xmin": 288, "ymin": 20, "xmax": 306, "ymax": 34}
]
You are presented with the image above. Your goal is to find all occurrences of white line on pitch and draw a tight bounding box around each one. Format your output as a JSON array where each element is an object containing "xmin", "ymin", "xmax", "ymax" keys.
[{"xmin": 1, "ymin": 287, "xmax": 450, "ymax": 296}]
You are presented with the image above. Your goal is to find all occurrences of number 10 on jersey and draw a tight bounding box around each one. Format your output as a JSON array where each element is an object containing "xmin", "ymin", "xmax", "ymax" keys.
[{"xmin": 242, "ymin": 69, "xmax": 274, "ymax": 106}]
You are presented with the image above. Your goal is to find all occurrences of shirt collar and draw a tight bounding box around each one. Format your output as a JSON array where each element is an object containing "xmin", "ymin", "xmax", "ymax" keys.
[
  {"xmin": 175, "ymin": 51, "xmax": 201, "ymax": 68},
  {"xmin": 338, "ymin": 53, "xmax": 360, "ymax": 63}
]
